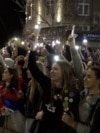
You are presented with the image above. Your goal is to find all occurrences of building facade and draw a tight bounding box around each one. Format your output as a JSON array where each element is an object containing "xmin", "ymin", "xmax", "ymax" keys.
[{"xmin": 25, "ymin": 0, "xmax": 100, "ymax": 45}]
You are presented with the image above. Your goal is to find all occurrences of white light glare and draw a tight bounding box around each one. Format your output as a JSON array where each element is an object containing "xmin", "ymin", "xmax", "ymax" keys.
[
  {"xmin": 14, "ymin": 37, "xmax": 18, "ymax": 41},
  {"xmin": 34, "ymin": 43, "xmax": 39, "ymax": 49},
  {"xmin": 56, "ymin": 39, "xmax": 61, "ymax": 44},
  {"xmin": 83, "ymin": 38, "xmax": 88, "ymax": 44},
  {"xmin": 52, "ymin": 41, "xmax": 56, "ymax": 47},
  {"xmin": 28, "ymin": 16, "xmax": 32, "ymax": 20},
  {"xmin": 54, "ymin": 55, "xmax": 60, "ymax": 61},
  {"xmin": 21, "ymin": 41, "xmax": 25, "ymax": 45},
  {"xmin": 34, "ymin": 24, "xmax": 40, "ymax": 29},
  {"xmin": 75, "ymin": 45, "xmax": 79, "ymax": 50},
  {"xmin": 40, "ymin": 43, "xmax": 43, "ymax": 47},
  {"xmin": 37, "ymin": 21, "xmax": 41, "ymax": 24}
]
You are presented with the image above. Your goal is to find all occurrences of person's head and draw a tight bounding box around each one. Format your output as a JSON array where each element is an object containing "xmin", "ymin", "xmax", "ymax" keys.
[
  {"xmin": 12, "ymin": 46, "xmax": 27, "ymax": 59},
  {"xmin": 27, "ymin": 60, "xmax": 45, "ymax": 79},
  {"xmin": 87, "ymin": 60, "xmax": 100, "ymax": 69},
  {"xmin": 27, "ymin": 69, "xmax": 32, "ymax": 79},
  {"xmin": 50, "ymin": 60, "xmax": 76, "ymax": 90},
  {"xmin": 14, "ymin": 56, "xmax": 25, "ymax": 70},
  {"xmin": 2, "ymin": 67, "xmax": 19, "ymax": 90},
  {"xmin": 12, "ymin": 47, "xmax": 18, "ymax": 59},
  {"xmin": 40, "ymin": 47, "xmax": 48, "ymax": 57},
  {"xmin": 27, "ymin": 33, "xmax": 36, "ymax": 42},
  {"xmin": 84, "ymin": 66, "xmax": 100, "ymax": 91}
]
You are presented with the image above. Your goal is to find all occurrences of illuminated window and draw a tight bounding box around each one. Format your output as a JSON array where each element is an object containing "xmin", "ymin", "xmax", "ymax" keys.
[{"xmin": 77, "ymin": 0, "xmax": 90, "ymax": 16}]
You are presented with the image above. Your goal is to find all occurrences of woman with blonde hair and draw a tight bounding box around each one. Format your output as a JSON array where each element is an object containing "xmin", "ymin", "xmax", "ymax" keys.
[
  {"xmin": 27, "ymin": 50, "xmax": 80, "ymax": 133},
  {"xmin": 25, "ymin": 61, "xmax": 44, "ymax": 133}
]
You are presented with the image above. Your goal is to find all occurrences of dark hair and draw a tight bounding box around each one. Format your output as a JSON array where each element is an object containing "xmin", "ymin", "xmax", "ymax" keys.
[
  {"xmin": 16, "ymin": 56, "xmax": 25, "ymax": 67},
  {"xmin": 92, "ymin": 61, "xmax": 100, "ymax": 67},
  {"xmin": 6, "ymin": 46, "xmax": 12, "ymax": 57},
  {"xmin": 90, "ymin": 66, "xmax": 100, "ymax": 79},
  {"xmin": 51, "ymin": 60, "xmax": 77, "ymax": 99},
  {"xmin": 6, "ymin": 67, "xmax": 19, "ymax": 92},
  {"xmin": 17, "ymin": 46, "xmax": 27, "ymax": 56}
]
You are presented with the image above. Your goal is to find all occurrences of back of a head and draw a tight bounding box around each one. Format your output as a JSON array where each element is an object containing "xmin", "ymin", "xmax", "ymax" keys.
[
  {"xmin": 17, "ymin": 46, "xmax": 27, "ymax": 57},
  {"xmin": 15, "ymin": 55, "xmax": 25, "ymax": 68}
]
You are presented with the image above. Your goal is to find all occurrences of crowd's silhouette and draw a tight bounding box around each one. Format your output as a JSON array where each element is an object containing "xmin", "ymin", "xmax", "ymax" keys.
[{"xmin": 0, "ymin": 31, "xmax": 100, "ymax": 133}]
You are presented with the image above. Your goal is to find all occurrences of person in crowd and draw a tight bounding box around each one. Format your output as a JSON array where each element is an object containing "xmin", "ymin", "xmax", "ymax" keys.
[
  {"xmin": 0, "ymin": 67, "xmax": 20, "ymax": 111},
  {"xmin": 14, "ymin": 55, "xmax": 28, "ymax": 96},
  {"xmin": 25, "ymin": 61, "xmax": 44, "ymax": 133},
  {"xmin": 0, "ymin": 67, "xmax": 20, "ymax": 129},
  {"xmin": 66, "ymin": 34, "xmax": 85, "ymax": 85},
  {"xmin": 62, "ymin": 66, "xmax": 100, "ymax": 133},
  {"xmin": 40, "ymin": 46, "xmax": 54, "ymax": 70},
  {"xmin": 14, "ymin": 55, "xmax": 28, "ymax": 115},
  {"xmin": 12, "ymin": 45, "xmax": 27, "ymax": 60},
  {"xmin": 27, "ymin": 45, "xmax": 80, "ymax": 133},
  {"xmin": 87, "ymin": 60, "xmax": 100, "ymax": 69},
  {"xmin": 66, "ymin": 34, "xmax": 100, "ymax": 91}
]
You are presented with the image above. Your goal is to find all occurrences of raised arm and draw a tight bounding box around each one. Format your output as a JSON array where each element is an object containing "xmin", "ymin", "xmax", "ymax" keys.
[
  {"xmin": 68, "ymin": 35, "xmax": 85, "ymax": 84},
  {"xmin": 28, "ymin": 51, "xmax": 51, "ymax": 91}
]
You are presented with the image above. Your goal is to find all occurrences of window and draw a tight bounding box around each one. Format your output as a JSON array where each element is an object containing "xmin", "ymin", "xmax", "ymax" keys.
[
  {"xmin": 82, "ymin": 25, "xmax": 90, "ymax": 31},
  {"xmin": 76, "ymin": 25, "xmax": 90, "ymax": 31},
  {"xmin": 77, "ymin": 0, "xmax": 90, "ymax": 16}
]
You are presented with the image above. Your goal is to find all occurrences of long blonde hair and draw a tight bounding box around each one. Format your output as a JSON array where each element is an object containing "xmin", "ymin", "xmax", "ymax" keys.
[
  {"xmin": 29, "ymin": 60, "xmax": 45, "ymax": 102},
  {"xmin": 51, "ymin": 60, "xmax": 76, "ymax": 99},
  {"xmin": 29, "ymin": 79, "xmax": 43, "ymax": 102}
]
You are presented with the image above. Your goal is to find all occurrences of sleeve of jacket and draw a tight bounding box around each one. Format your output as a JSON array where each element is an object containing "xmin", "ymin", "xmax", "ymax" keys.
[
  {"xmin": 45, "ymin": 44, "xmax": 56, "ymax": 54},
  {"xmin": 70, "ymin": 47, "xmax": 85, "ymax": 85},
  {"xmin": 90, "ymin": 102, "xmax": 100, "ymax": 133},
  {"xmin": 28, "ymin": 51, "xmax": 51, "ymax": 92}
]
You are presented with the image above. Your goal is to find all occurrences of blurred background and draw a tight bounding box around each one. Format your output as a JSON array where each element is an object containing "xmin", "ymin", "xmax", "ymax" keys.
[{"xmin": 0, "ymin": 0, "xmax": 26, "ymax": 48}]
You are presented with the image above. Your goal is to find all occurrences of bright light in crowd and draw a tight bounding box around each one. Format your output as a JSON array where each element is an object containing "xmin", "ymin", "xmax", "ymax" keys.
[
  {"xmin": 56, "ymin": 39, "xmax": 61, "ymax": 44},
  {"xmin": 75, "ymin": 45, "xmax": 79, "ymax": 50},
  {"xmin": 14, "ymin": 37, "xmax": 18, "ymax": 41},
  {"xmin": 21, "ymin": 41, "xmax": 25, "ymax": 45},
  {"xmin": 34, "ymin": 43, "xmax": 39, "ymax": 49},
  {"xmin": 37, "ymin": 21, "xmax": 41, "ymax": 24},
  {"xmin": 43, "ymin": 37, "xmax": 46, "ymax": 40},
  {"xmin": 40, "ymin": 43, "xmax": 43, "ymax": 47},
  {"xmin": 34, "ymin": 24, "xmax": 40, "ymax": 29},
  {"xmin": 83, "ymin": 38, "xmax": 88, "ymax": 44},
  {"xmin": 52, "ymin": 41, "xmax": 56, "ymax": 47},
  {"xmin": 54, "ymin": 55, "xmax": 60, "ymax": 61},
  {"xmin": 28, "ymin": 16, "xmax": 32, "ymax": 20}
]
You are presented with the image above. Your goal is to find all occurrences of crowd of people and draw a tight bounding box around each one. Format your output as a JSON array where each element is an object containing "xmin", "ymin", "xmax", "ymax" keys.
[{"xmin": 0, "ymin": 32, "xmax": 100, "ymax": 133}]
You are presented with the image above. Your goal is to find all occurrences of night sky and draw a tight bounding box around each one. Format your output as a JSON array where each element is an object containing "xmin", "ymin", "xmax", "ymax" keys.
[{"xmin": 0, "ymin": 0, "xmax": 26, "ymax": 48}]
